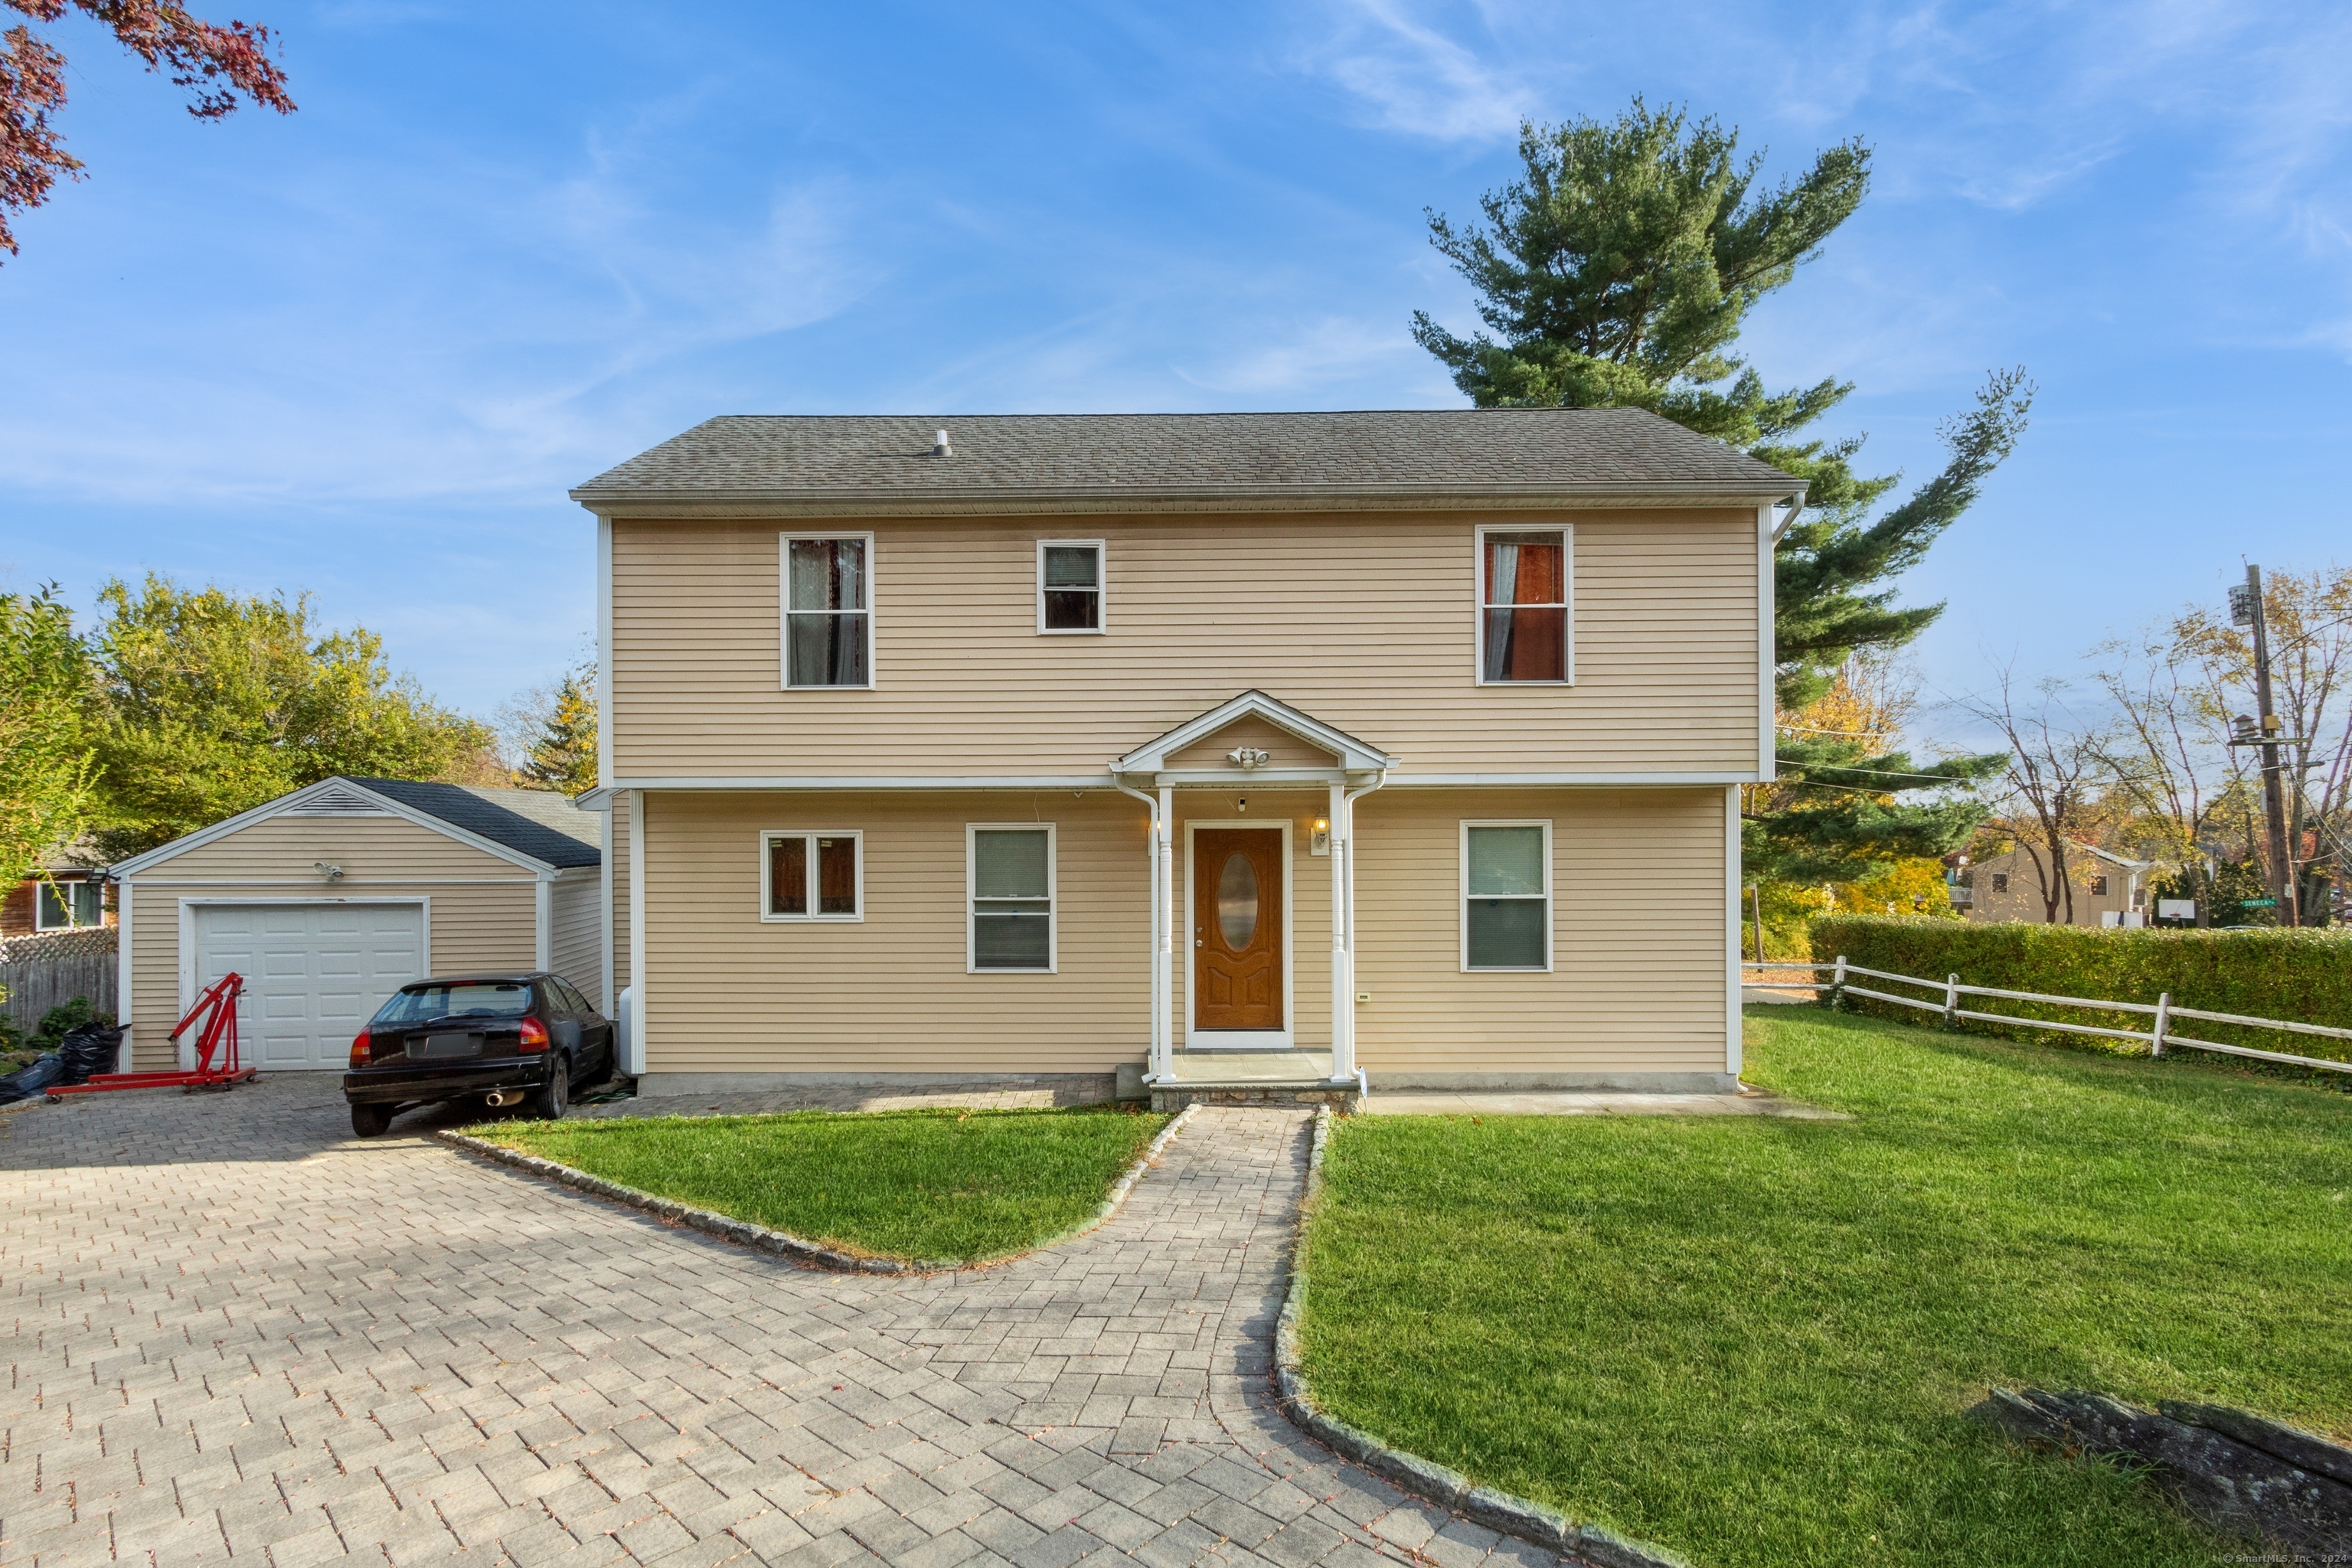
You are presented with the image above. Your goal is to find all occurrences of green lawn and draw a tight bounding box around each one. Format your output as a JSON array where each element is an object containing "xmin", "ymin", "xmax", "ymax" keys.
[
  {"xmin": 1300, "ymin": 1008, "xmax": 2352, "ymax": 1568},
  {"xmin": 483, "ymin": 1105, "xmax": 1170, "ymax": 1266}
]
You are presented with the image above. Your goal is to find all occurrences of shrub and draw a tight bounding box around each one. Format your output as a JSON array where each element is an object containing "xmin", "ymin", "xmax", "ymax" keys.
[
  {"xmin": 1809, "ymin": 916, "xmax": 2352, "ymax": 1071},
  {"xmin": 35, "ymin": 995, "xmax": 111, "ymax": 1047}
]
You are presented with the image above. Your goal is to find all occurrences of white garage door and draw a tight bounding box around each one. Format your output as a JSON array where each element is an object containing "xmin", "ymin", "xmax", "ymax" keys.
[{"xmin": 191, "ymin": 903, "xmax": 426, "ymax": 1070}]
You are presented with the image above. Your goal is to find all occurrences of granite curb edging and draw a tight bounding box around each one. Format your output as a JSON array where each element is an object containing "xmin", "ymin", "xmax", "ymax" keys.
[
  {"xmin": 1273, "ymin": 1106, "xmax": 1694, "ymax": 1568},
  {"xmin": 435, "ymin": 1101, "xmax": 1200, "ymax": 1276}
]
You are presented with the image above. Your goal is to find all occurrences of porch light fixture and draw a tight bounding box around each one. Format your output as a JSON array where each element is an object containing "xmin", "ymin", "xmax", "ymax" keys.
[
  {"xmin": 1226, "ymin": 746, "xmax": 1270, "ymax": 769},
  {"xmin": 313, "ymin": 861, "xmax": 345, "ymax": 883},
  {"xmin": 1311, "ymin": 818, "xmax": 1331, "ymax": 857}
]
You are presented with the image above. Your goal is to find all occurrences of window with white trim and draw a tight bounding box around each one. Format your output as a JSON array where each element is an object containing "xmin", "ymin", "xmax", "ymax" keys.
[
  {"xmin": 1461, "ymin": 821, "xmax": 1550, "ymax": 970},
  {"xmin": 782, "ymin": 534, "xmax": 873, "ymax": 688},
  {"xmin": 969, "ymin": 825, "xmax": 1055, "ymax": 971},
  {"xmin": 762, "ymin": 831, "xmax": 862, "ymax": 921},
  {"xmin": 1475, "ymin": 526, "xmax": 1570, "ymax": 683},
  {"xmin": 34, "ymin": 879, "xmax": 102, "ymax": 929},
  {"xmin": 1038, "ymin": 541, "xmax": 1104, "ymax": 633}
]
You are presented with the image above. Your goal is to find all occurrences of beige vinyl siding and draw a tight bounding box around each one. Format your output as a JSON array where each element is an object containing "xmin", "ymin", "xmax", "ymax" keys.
[
  {"xmin": 121, "ymin": 815, "xmax": 540, "ymax": 1070},
  {"xmin": 550, "ymin": 874, "xmax": 601, "ymax": 998},
  {"xmin": 1353, "ymin": 787, "xmax": 1730, "ymax": 1076},
  {"xmin": 632, "ymin": 783, "xmax": 1727, "ymax": 1079},
  {"xmin": 610, "ymin": 509, "xmax": 1759, "ymax": 779},
  {"xmin": 1965, "ymin": 844, "xmax": 2148, "ymax": 926},
  {"xmin": 639, "ymin": 790, "xmax": 1152, "ymax": 1074},
  {"xmin": 1165, "ymin": 715, "xmax": 1339, "ymax": 771}
]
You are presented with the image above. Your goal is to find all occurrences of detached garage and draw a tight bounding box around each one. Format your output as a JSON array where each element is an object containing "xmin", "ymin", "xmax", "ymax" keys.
[{"xmin": 110, "ymin": 777, "xmax": 603, "ymax": 1072}]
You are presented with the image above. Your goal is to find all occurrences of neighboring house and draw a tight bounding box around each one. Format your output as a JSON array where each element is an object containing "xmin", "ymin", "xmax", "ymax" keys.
[
  {"xmin": 108, "ymin": 779, "xmax": 602, "ymax": 1073},
  {"xmin": 571, "ymin": 409, "xmax": 1797, "ymax": 1102},
  {"xmin": 1962, "ymin": 841, "xmax": 2159, "ymax": 927},
  {"xmin": 0, "ymin": 847, "xmax": 113, "ymax": 938}
]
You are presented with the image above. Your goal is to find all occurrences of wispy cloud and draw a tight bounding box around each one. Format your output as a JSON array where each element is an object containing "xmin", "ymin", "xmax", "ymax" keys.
[{"xmin": 1295, "ymin": 0, "xmax": 1535, "ymax": 142}]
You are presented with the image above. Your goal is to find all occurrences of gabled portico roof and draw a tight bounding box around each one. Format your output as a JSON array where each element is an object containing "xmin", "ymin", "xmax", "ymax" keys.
[{"xmin": 1110, "ymin": 691, "xmax": 1396, "ymax": 780}]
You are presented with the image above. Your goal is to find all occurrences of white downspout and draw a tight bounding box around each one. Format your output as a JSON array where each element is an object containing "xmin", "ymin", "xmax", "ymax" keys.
[
  {"xmin": 1328, "ymin": 780, "xmax": 1346, "ymax": 1076},
  {"xmin": 1157, "ymin": 784, "xmax": 1174, "ymax": 1080},
  {"xmin": 1332, "ymin": 769, "xmax": 1388, "ymax": 1086},
  {"xmin": 534, "ymin": 873, "xmax": 553, "ymax": 972},
  {"xmin": 1112, "ymin": 776, "xmax": 1169, "ymax": 1081}
]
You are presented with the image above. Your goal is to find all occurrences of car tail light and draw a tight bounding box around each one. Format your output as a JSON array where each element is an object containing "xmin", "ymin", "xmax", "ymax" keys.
[
  {"xmin": 518, "ymin": 1017, "xmax": 550, "ymax": 1053},
  {"xmin": 349, "ymin": 1026, "xmax": 371, "ymax": 1070}
]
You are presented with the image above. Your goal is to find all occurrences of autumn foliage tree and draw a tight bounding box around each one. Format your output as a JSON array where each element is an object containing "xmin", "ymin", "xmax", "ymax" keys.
[{"xmin": 2, "ymin": 0, "xmax": 293, "ymax": 259}]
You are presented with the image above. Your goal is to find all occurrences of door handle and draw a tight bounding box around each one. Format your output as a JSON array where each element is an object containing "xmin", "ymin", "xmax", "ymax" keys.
[{"xmin": 1196, "ymin": 939, "xmax": 1204, "ymax": 947}]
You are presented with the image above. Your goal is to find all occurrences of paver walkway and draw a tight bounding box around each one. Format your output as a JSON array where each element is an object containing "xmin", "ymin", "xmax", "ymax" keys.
[{"xmin": 0, "ymin": 1080, "xmax": 1570, "ymax": 1568}]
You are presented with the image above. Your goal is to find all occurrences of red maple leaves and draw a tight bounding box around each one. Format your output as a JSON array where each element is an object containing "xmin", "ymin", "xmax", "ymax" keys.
[{"xmin": 2, "ymin": 1, "xmax": 295, "ymax": 260}]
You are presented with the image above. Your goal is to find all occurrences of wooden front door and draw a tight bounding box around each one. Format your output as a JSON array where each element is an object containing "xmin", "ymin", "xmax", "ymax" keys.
[{"xmin": 1193, "ymin": 828, "xmax": 1284, "ymax": 1031}]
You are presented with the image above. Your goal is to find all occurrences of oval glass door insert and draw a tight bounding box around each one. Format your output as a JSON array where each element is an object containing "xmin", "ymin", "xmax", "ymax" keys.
[{"xmin": 1217, "ymin": 851, "xmax": 1259, "ymax": 949}]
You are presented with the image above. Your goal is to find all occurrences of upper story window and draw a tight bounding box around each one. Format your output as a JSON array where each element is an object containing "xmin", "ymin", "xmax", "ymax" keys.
[
  {"xmin": 1476, "ymin": 527, "xmax": 1571, "ymax": 684},
  {"xmin": 1991, "ymin": 873, "xmax": 2009, "ymax": 893},
  {"xmin": 783, "ymin": 534, "xmax": 873, "ymax": 688},
  {"xmin": 2089, "ymin": 875, "xmax": 2109, "ymax": 897},
  {"xmin": 1038, "ymin": 541, "xmax": 1104, "ymax": 633}
]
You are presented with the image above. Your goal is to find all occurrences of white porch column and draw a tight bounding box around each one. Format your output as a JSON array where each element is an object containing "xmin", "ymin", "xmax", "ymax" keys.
[
  {"xmin": 1156, "ymin": 786, "xmax": 1175, "ymax": 1080},
  {"xmin": 1328, "ymin": 780, "xmax": 1350, "ymax": 1080}
]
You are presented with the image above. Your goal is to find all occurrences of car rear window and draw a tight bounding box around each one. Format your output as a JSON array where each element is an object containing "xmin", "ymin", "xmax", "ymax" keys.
[{"xmin": 374, "ymin": 982, "xmax": 535, "ymax": 1026}]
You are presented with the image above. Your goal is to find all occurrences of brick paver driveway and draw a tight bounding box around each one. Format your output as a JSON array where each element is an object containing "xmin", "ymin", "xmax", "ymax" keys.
[{"xmin": 1, "ymin": 1080, "xmax": 1563, "ymax": 1568}]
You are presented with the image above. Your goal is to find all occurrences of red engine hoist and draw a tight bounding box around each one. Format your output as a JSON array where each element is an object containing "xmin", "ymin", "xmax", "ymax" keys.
[{"xmin": 48, "ymin": 972, "xmax": 258, "ymax": 1096}]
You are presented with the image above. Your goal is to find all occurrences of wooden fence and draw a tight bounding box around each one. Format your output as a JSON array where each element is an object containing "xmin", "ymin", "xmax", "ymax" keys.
[
  {"xmin": 1743, "ymin": 959, "xmax": 2352, "ymax": 1076},
  {"xmin": 0, "ymin": 926, "xmax": 118, "ymax": 1033}
]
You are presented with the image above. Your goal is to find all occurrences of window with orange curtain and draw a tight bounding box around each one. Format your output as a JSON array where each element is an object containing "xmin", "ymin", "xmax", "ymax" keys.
[
  {"xmin": 1480, "ymin": 530, "xmax": 1567, "ymax": 681},
  {"xmin": 761, "ymin": 831, "xmax": 864, "ymax": 920}
]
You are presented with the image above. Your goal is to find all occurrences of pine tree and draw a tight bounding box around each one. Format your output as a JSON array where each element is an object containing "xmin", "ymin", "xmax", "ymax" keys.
[
  {"xmin": 515, "ymin": 671, "xmax": 598, "ymax": 795},
  {"xmin": 1415, "ymin": 100, "xmax": 2028, "ymax": 883}
]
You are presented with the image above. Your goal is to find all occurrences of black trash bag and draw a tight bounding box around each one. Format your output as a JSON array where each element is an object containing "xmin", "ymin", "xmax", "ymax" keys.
[
  {"xmin": 0, "ymin": 1053, "xmax": 65, "ymax": 1105},
  {"xmin": 57, "ymin": 1023, "xmax": 126, "ymax": 1086}
]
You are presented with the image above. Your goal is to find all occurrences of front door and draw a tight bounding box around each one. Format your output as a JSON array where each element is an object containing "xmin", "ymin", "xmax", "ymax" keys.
[{"xmin": 1193, "ymin": 828, "xmax": 1284, "ymax": 1032}]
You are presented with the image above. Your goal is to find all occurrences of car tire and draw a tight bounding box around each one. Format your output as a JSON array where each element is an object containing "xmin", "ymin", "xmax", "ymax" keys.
[
  {"xmin": 351, "ymin": 1102, "xmax": 395, "ymax": 1138},
  {"xmin": 531, "ymin": 1056, "xmax": 570, "ymax": 1121}
]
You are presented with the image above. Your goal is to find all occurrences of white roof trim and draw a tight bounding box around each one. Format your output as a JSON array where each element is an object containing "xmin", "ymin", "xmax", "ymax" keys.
[
  {"xmin": 109, "ymin": 777, "xmax": 561, "ymax": 878},
  {"xmin": 1110, "ymin": 690, "xmax": 1396, "ymax": 775}
]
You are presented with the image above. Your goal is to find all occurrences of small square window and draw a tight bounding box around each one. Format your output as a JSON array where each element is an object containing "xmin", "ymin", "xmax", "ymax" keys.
[
  {"xmin": 762, "ymin": 831, "xmax": 862, "ymax": 921},
  {"xmin": 970, "ymin": 825, "xmax": 1056, "ymax": 971},
  {"xmin": 2089, "ymin": 875, "xmax": 2109, "ymax": 897},
  {"xmin": 1462, "ymin": 822, "xmax": 1550, "ymax": 971},
  {"xmin": 1991, "ymin": 873, "xmax": 2008, "ymax": 893},
  {"xmin": 1038, "ymin": 541, "xmax": 1104, "ymax": 633}
]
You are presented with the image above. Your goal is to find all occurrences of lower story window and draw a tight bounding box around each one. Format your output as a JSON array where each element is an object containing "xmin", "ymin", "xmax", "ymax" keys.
[
  {"xmin": 1462, "ymin": 821, "xmax": 1550, "ymax": 970},
  {"xmin": 970, "ymin": 825, "xmax": 1054, "ymax": 971},
  {"xmin": 763, "ymin": 831, "xmax": 862, "ymax": 920},
  {"xmin": 35, "ymin": 879, "xmax": 102, "ymax": 929}
]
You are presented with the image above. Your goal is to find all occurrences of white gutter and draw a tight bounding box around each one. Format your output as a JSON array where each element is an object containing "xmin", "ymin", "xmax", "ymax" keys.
[{"xmin": 1769, "ymin": 493, "xmax": 1806, "ymax": 544}]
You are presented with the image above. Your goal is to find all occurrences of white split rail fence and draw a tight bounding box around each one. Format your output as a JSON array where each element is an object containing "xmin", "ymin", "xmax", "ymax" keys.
[{"xmin": 1741, "ymin": 958, "xmax": 2352, "ymax": 1076}]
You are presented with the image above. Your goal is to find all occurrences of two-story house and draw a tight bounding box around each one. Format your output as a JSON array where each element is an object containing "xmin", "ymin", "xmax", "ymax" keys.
[{"xmin": 572, "ymin": 410, "xmax": 1798, "ymax": 1106}]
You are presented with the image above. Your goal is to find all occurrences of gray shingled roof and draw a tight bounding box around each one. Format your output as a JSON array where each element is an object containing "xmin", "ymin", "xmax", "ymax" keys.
[
  {"xmin": 571, "ymin": 409, "xmax": 1798, "ymax": 511},
  {"xmin": 353, "ymin": 779, "xmax": 601, "ymax": 869}
]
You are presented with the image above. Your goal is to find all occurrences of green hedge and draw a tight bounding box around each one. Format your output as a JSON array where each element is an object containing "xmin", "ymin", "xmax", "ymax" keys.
[{"xmin": 1808, "ymin": 916, "xmax": 2352, "ymax": 1071}]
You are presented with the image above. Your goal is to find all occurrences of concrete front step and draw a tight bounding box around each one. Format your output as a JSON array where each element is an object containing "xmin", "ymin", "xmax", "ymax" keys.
[{"xmin": 1145, "ymin": 1049, "xmax": 1361, "ymax": 1112}]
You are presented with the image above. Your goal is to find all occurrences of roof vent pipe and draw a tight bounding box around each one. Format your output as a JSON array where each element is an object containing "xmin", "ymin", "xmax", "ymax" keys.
[{"xmin": 933, "ymin": 429, "xmax": 952, "ymax": 457}]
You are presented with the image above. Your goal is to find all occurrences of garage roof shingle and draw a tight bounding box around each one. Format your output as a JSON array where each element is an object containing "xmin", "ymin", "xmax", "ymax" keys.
[{"xmin": 354, "ymin": 779, "xmax": 601, "ymax": 869}]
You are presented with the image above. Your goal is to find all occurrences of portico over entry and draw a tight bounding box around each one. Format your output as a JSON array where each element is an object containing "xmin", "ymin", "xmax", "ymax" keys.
[{"xmin": 1106, "ymin": 691, "xmax": 1394, "ymax": 1093}]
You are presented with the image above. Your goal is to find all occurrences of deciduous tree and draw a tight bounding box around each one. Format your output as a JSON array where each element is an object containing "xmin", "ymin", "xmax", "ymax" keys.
[
  {"xmin": 87, "ymin": 574, "xmax": 498, "ymax": 858},
  {"xmin": 511, "ymin": 668, "xmax": 597, "ymax": 795},
  {"xmin": 0, "ymin": 584, "xmax": 96, "ymax": 890},
  {"xmin": 2, "ymin": 0, "xmax": 294, "ymax": 260}
]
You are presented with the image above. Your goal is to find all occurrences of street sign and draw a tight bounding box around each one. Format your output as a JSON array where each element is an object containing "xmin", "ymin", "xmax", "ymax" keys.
[{"xmin": 2241, "ymin": 897, "xmax": 2278, "ymax": 909}]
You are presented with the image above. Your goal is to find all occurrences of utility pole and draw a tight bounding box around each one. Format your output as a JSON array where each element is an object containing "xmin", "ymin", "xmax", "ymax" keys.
[{"xmin": 2229, "ymin": 564, "xmax": 2299, "ymax": 926}]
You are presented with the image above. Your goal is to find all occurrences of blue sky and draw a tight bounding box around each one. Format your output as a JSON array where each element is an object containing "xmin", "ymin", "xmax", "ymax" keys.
[{"xmin": 5, "ymin": 0, "xmax": 2349, "ymax": 740}]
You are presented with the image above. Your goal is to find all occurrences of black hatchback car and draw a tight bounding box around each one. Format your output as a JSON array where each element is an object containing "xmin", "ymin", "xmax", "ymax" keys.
[{"xmin": 343, "ymin": 973, "xmax": 616, "ymax": 1137}]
